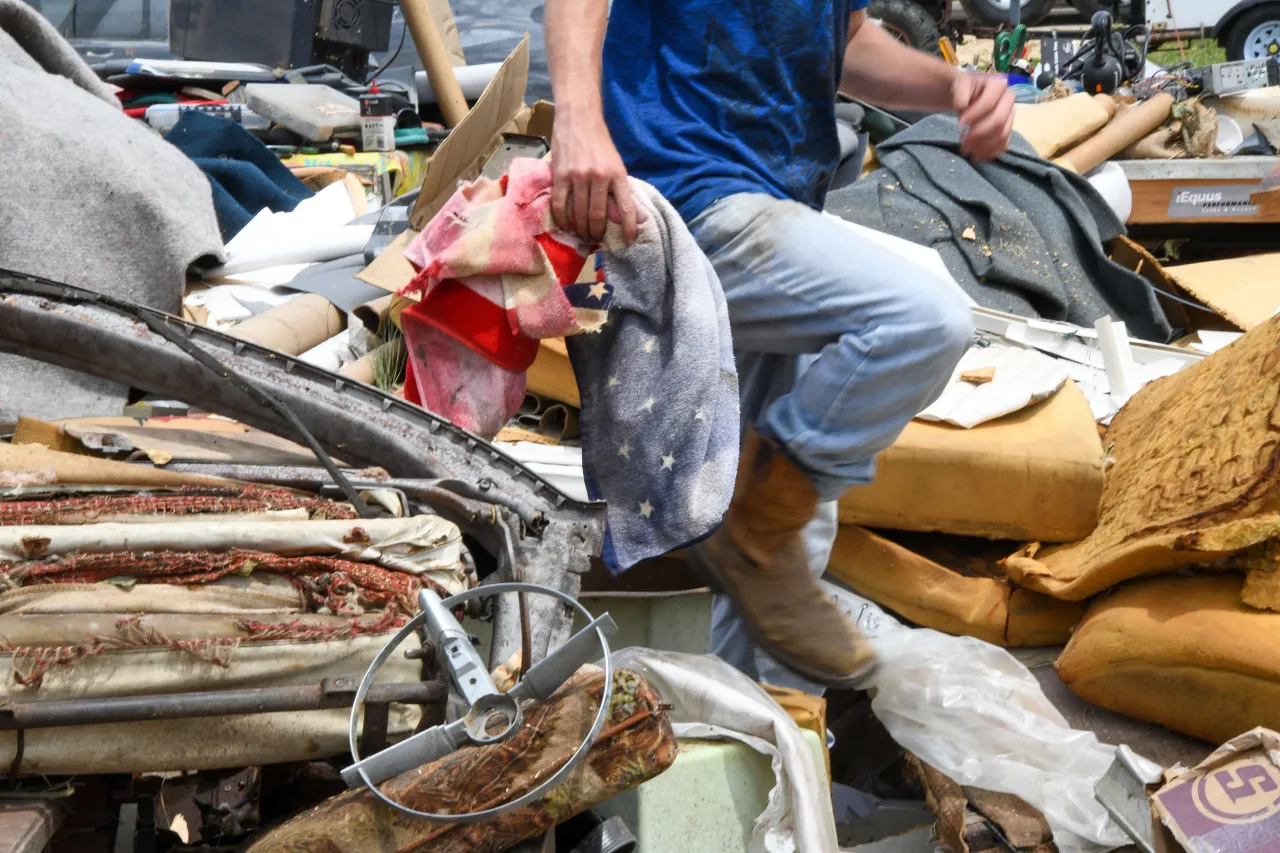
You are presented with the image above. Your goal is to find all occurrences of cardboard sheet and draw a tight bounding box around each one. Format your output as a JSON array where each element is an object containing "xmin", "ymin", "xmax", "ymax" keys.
[
  {"xmin": 527, "ymin": 337, "xmax": 581, "ymax": 408},
  {"xmin": 56, "ymin": 417, "xmax": 339, "ymax": 467},
  {"xmin": 0, "ymin": 444, "xmax": 234, "ymax": 488},
  {"xmin": 410, "ymin": 35, "xmax": 530, "ymax": 231},
  {"xmin": 1005, "ymin": 315, "xmax": 1280, "ymax": 601},
  {"xmin": 1166, "ymin": 253, "xmax": 1280, "ymax": 331}
]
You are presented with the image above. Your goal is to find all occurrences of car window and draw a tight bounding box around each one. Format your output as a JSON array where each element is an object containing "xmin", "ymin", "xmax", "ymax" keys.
[{"xmin": 25, "ymin": 0, "xmax": 168, "ymax": 41}]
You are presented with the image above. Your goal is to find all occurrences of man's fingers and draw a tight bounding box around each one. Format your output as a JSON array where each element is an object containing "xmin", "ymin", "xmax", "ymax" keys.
[
  {"xmin": 951, "ymin": 72, "xmax": 973, "ymax": 113},
  {"xmin": 551, "ymin": 177, "xmax": 571, "ymax": 233},
  {"xmin": 572, "ymin": 176, "xmax": 592, "ymax": 238},
  {"xmin": 612, "ymin": 176, "xmax": 639, "ymax": 244},
  {"xmin": 962, "ymin": 88, "xmax": 1014, "ymax": 160},
  {"xmin": 587, "ymin": 175, "xmax": 610, "ymax": 242},
  {"xmin": 970, "ymin": 79, "xmax": 1007, "ymax": 116}
]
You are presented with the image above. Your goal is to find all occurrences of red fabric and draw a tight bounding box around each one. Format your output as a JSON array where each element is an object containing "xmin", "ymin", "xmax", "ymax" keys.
[
  {"xmin": 537, "ymin": 233, "xmax": 589, "ymax": 286},
  {"xmin": 401, "ymin": 278, "xmax": 539, "ymax": 372},
  {"xmin": 400, "ymin": 160, "xmax": 593, "ymax": 369},
  {"xmin": 401, "ymin": 321, "xmax": 527, "ymax": 436}
]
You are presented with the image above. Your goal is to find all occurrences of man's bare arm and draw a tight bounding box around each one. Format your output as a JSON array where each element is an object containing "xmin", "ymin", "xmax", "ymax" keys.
[
  {"xmin": 841, "ymin": 11, "xmax": 1014, "ymax": 160},
  {"xmin": 546, "ymin": 0, "xmax": 638, "ymax": 242}
]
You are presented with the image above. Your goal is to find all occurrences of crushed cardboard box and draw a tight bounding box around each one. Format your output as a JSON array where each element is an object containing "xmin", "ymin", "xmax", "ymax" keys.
[
  {"xmin": 528, "ymin": 338, "xmax": 580, "ymax": 408},
  {"xmin": 1005, "ymin": 315, "xmax": 1280, "ymax": 602},
  {"xmin": 1057, "ymin": 574, "xmax": 1280, "ymax": 745},
  {"xmin": 827, "ymin": 526, "xmax": 1086, "ymax": 647},
  {"xmin": 358, "ymin": 35, "xmax": 553, "ymax": 296},
  {"xmin": 839, "ymin": 381, "xmax": 1103, "ymax": 543},
  {"xmin": 1109, "ymin": 236, "xmax": 1227, "ymax": 334},
  {"xmin": 1151, "ymin": 727, "xmax": 1280, "ymax": 853},
  {"xmin": 1165, "ymin": 253, "xmax": 1280, "ymax": 332}
]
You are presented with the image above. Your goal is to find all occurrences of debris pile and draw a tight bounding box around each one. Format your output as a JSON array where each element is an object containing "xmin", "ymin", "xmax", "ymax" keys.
[{"xmin": 5, "ymin": 0, "xmax": 1280, "ymax": 851}]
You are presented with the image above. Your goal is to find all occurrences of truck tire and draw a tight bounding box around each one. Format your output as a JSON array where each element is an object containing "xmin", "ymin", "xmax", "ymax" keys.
[
  {"xmin": 959, "ymin": 0, "xmax": 1054, "ymax": 28},
  {"xmin": 1225, "ymin": 3, "xmax": 1280, "ymax": 60},
  {"xmin": 1069, "ymin": 0, "xmax": 1132, "ymax": 18},
  {"xmin": 869, "ymin": 0, "xmax": 942, "ymax": 54}
]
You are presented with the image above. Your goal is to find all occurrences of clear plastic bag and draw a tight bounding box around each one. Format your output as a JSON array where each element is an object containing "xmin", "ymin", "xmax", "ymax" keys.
[{"xmin": 822, "ymin": 581, "xmax": 1130, "ymax": 853}]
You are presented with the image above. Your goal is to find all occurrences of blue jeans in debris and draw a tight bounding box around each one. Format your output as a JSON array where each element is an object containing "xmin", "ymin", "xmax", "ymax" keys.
[{"xmin": 688, "ymin": 192, "xmax": 973, "ymax": 692}]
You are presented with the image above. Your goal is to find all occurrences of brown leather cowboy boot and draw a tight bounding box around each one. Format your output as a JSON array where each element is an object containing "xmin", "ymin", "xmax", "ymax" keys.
[{"xmin": 691, "ymin": 428, "xmax": 878, "ymax": 688}]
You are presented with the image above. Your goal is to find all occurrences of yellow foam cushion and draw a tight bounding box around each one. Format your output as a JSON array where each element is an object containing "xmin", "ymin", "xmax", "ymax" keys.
[
  {"xmin": 838, "ymin": 382, "xmax": 1103, "ymax": 543},
  {"xmin": 828, "ymin": 526, "xmax": 1086, "ymax": 647},
  {"xmin": 1005, "ymin": 315, "xmax": 1280, "ymax": 601},
  {"xmin": 1057, "ymin": 574, "xmax": 1280, "ymax": 744}
]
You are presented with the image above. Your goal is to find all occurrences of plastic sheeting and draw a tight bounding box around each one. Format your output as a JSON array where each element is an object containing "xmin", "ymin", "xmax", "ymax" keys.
[
  {"xmin": 821, "ymin": 582, "xmax": 1129, "ymax": 853},
  {"xmin": 916, "ymin": 338, "xmax": 1071, "ymax": 428},
  {"xmin": 611, "ymin": 649, "xmax": 837, "ymax": 853}
]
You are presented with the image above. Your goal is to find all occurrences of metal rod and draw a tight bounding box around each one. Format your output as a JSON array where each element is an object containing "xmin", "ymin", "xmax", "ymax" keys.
[{"xmin": 0, "ymin": 678, "xmax": 444, "ymax": 730}]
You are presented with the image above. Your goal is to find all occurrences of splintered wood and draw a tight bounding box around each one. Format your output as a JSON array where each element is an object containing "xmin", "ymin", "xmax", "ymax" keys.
[{"xmin": 1005, "ymin": 314, "xmax": 1280, "ymax": 606}]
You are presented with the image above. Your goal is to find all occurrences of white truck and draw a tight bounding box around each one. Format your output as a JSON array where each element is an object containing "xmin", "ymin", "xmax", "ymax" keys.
[{"xmin": 1143, "ymin": 0, "xmax": 1280, "ymax": 60}]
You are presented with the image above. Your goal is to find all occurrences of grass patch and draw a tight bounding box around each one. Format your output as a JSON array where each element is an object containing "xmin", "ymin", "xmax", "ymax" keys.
[{"xmin": 1148, "ymin": 38, "xmax": 1226, "ymax": 68}]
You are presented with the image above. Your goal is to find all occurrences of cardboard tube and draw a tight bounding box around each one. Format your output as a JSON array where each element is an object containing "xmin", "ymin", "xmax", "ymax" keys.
[
  {"xmin": 1012, "ymin": 92, "xmax": 1117, "ymax": 159},
  {"xmin": 227, "ymin": 294, "xmax": 344, "ymax": 356},
  {"xmin": 338, "ymin": 339, "xmax": 405, "ymax": 385},
  {"xmin": 400, "ymin": 0, "xmax": 469, "ymax": 127},
  {"xmin": 539, "ymin": 404, "xmax": 580, "ymax": 441},
  {"xmin": 1053, "ymin": 93, "xmax": 1174, "ymax": 175},
  {"xmin": 353, "ymin": 294, "xmax": 394, "ymax": 333}
]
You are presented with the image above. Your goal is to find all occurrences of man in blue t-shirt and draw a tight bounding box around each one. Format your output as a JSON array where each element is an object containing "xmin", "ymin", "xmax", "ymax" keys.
[{"xmin": 546, "ymin": 0, "xmax": 1013, "ymax": 689}]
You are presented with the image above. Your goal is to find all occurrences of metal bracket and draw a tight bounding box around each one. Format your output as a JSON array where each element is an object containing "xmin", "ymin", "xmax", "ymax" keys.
[{"xmin": 1094, "ymin": 745, "xmax": 1164, "ymax": 853}]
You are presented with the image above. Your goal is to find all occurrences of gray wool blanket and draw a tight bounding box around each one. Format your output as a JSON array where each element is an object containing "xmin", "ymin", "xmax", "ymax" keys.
[
  {"xmin": 568, "ymin": 181, "xmax": 739, "ymax": 573},
  {"xmin": 826, "ymin": 114, "xmax": 1172, "ymax": 343},
  {"xmin": 0, "ymin": 0, "xmax": 222, "ymax": 419}
]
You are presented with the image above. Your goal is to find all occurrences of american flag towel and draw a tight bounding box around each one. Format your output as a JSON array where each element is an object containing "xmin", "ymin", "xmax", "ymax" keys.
[
  {"xmin": 569, "ymin": 181, "xmax": 740, "ymax": 573},
  {"xmin": 404, "ymin": 158, "xmax": 739, "ymax": 573},
  {"xmin": 402, "ymin": 158, "xmax": 605, "ymax": 340}
]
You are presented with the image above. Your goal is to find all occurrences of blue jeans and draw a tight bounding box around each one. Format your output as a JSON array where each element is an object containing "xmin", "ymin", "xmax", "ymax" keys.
[{"xmin": 690, "ymin": 193, "xmax": 972, "ymax": 692}]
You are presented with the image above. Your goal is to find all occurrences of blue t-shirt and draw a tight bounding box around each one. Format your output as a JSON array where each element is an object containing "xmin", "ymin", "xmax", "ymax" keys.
[{"xmin": 602, "ymin": 0, "xmax": 867, "ymax": 224}]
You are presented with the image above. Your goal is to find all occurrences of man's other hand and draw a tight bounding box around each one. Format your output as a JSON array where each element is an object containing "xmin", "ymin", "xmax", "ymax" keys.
[
  {"xmin": 951, "ymin": 72, "xmax": 1015, "ymax": 161},
  {"xmin": 550, "ymin": 115, "xmax": 639, "ymax": 244}
]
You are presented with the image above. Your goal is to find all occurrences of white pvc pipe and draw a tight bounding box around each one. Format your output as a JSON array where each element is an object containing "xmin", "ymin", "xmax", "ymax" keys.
[{"xmin": 415, "ymin": 62, "xmax": 503, "ymax": 104}]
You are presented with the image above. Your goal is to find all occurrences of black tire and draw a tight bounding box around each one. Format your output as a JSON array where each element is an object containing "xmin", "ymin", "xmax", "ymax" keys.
[
  {"xmin": 1225, "ymin": 3, "xmax": 1280, "ymax": 61},
  {"xmin": 1069, "ymin": 0, "xmax": 1133, "ymax": 18},
  {"xmin": 958, "ymin": 0, "xmax": 1054, "ymax": 27},
  {"xmin": 868, "ymin": 0, "xmax": 942, "ymax": 54}
]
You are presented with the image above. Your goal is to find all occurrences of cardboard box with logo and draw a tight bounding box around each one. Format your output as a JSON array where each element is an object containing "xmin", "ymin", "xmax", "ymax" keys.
[{"xmin": 1152, "ymin": 727, "xmax": 1280, "ymax": 853}]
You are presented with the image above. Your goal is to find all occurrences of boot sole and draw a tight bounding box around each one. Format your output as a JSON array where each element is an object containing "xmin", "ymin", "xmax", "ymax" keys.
[{"xmin": 688, "ymin": 546, "xmax": 880, "ymax": 691}]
